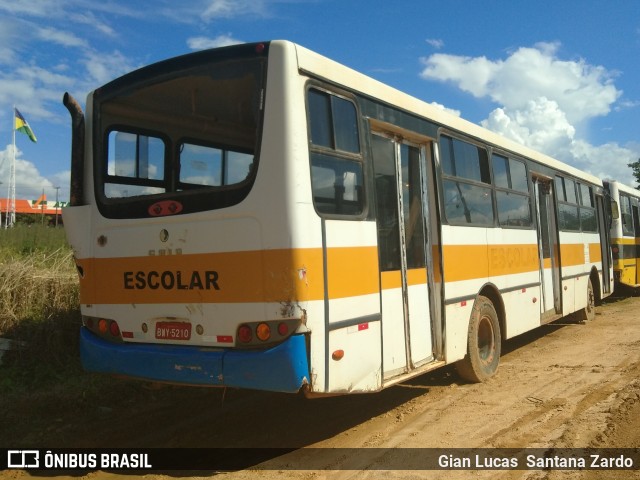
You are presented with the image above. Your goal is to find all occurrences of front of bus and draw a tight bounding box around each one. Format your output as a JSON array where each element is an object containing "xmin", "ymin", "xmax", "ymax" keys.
[{"xmin": 62, "ymin": 41, "xmax": 313, "ymax": 393}]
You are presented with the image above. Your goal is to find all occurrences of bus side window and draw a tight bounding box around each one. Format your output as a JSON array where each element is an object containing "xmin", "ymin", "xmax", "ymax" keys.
[
  {"xmin": 492, "ymin": 154, "xmax": 531, "ymax": 227},
  {"xmin": 632, "ymin": 199, "xmax": 640, "ymax": 237},
  {"xmin": 440, "ymin": 135, "xmax": 494, "ymax": 226},
  {"xmin": 556, "ymin": 175, "xmax": 580, "ymax": 231},
  {"xmin": 621, "ymin": 194, "xmax": 634, "ymax": 236},
  {"xmin": 310, "ymin": 153, "xmax": 364, "ymax": 216},
  {"xmin": 577, "ymin": 183, "xmax": 597, "ymax": 232},
  {"xmin": 307, "ymin": 88, "xmax": 364, "ymax": 217}
]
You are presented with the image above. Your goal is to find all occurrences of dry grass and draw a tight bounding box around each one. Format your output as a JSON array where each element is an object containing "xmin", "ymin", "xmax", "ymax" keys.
[
  {"xmin": 0, "ymin": 247, "xmax": 78, "ymax": 327},
  {"xmin": 0, "ymin": 226, "xmax": 150, "ymax": 446},
  {"xmin": 0, "ymin": 226, "xmax": 82, "ymax": 389}
]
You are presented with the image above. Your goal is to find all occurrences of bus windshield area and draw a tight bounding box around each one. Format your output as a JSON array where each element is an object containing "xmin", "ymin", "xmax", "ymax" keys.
[{"xmin": 95, "ymin": 56, "xmax": 265, "ymax": 214}]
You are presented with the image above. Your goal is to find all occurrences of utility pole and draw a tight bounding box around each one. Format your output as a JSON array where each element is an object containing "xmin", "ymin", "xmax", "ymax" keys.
[{"xmin": 54, "ymin": 186, "xmax": 60, "ymax": 227}]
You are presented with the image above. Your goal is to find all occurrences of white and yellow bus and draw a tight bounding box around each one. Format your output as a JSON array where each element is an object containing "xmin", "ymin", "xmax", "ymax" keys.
[
  {"xmin": 62, "ymin": 41, "xmax": 613, "ymax": 395},
  {"xmin": 605, "ymin": 180, "xmax": 640, "ymax": 287}
]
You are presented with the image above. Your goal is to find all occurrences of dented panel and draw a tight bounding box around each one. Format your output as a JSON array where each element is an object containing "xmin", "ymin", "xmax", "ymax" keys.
[{"xmin": 80, "ymin": 327, "xmax": 310, "ymax": 393}]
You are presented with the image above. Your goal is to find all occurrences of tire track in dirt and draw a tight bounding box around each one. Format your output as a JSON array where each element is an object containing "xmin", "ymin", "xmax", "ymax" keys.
[{"xmin": 220, "ymin": 296, "xmax": 640, "ymax": 479}]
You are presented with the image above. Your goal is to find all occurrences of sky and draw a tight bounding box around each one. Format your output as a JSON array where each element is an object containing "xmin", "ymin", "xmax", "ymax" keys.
[{"xmin": 0, "ymin": 0, "xmax": 639, "ymax": 203}]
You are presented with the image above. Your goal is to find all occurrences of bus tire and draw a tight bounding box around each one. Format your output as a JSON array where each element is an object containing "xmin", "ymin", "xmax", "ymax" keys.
[
  {"xmin": 581, "ymin": 278, "xmax": 596, "ymax": 321},
  {"xmin": 456, "ymin": 296, "xmax": 501, "ymax": 383}
]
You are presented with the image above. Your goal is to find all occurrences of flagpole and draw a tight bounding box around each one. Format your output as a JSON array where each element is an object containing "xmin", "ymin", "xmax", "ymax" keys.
[
  {"xmin": 5, "ymin": 107, "xmax": 15, "ymax": 228},
  {"xmin": 4, "ymin": 108, "xmax": 8, "ymax": 228},
  {"xmin": 6, "ymin": 106, "xmax": 17, "ymax": 227}
]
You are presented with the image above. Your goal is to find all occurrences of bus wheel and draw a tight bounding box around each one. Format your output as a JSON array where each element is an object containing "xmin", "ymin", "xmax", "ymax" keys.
[
  {"xmin": 582, "ymin": 278, "xmax": 596, "ymax": 321},
  {"xmin": 456, "ymin": 296, "xmax": 501, "ymax": 383}
]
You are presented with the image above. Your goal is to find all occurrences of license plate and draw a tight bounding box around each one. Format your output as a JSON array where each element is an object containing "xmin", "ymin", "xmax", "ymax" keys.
[{"xmin": 155, "ymin": 322, "xmax": 192, "ymax": 340}]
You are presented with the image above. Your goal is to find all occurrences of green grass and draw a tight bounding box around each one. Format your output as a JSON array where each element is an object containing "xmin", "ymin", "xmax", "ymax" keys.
[{"xmin": 0, "ymin": 222, "xmax": 69, "ymax": 255}]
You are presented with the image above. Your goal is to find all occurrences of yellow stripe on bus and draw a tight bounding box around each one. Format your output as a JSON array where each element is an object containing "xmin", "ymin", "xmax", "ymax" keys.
[
  {"xmin": 443, "ymin": 244, "xmax": 540, "ymax": 282},
  {"xmin": 611, "ymin": 237, "xmax": 640, "ymax": 245},
  {"xmin": 588, "ymin": 243, "xmax": 602, "ymax": 263},
  {"xmin": 76, "ymin": 242, "xmax": 600, "ymax": 305},
  {"xmin": 326, "ymin": 246, "xmax": 379, "ymax": 298},
  {"xmin": 77, "ymin": 249, "xmax": 326, "ymax": 305},
  {"xmin": 380, "ymin": 268, "xmax": 428, "ymax": 290},
  {"xmin": 381, "ymin": 271, "xmax": 401, "ymax": 290}
]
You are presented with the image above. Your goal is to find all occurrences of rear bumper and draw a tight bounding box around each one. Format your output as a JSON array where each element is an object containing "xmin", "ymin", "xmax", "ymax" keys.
[{"xmin": 80, "ymin": 327, "xmax": 310, "ymax": 393}]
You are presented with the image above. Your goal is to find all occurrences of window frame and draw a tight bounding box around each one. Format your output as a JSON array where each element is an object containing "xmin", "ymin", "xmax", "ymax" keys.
[
  {"xmin": 306, "ymin": 84, "xmax": 366, "ymax": 219},
  {"xmin": 93, "ymin": 46, "xmax": 267, "ymax": 219},
  {"xmin": 620, "ymin": 193, "xmax": 635, "ymax": 237},
  {"xmin": 555, "ymin": 175, "xmax": 600, "ymax": 233},
  {"xmin": 491, "ymin": 152, "xmax": 533, "ymax": 228},
  {"xmin": 438, "ymin": 132, "xmax": 495, "ymax": 227},
  {"xmin": 102, "ymin": 126, "xmax": 170, "ymax": 198},
  {"xmin": 176, "ymin": 137, "xmax": 255, "ymax": 191},
  {"xmin": 576, "ymin": 182, "xmax": 597, "ymax": 232}
]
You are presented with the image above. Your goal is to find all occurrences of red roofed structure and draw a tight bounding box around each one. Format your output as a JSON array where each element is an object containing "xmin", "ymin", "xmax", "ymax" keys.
[{"xmin": 0, "ymin": 197, "xmax": 66, "ymax": 216}]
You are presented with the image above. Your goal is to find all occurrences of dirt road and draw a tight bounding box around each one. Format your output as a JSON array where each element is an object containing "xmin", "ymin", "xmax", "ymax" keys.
[{"xmin": 4, "ymin": 293, "xmax": 640, "ymax": 479}]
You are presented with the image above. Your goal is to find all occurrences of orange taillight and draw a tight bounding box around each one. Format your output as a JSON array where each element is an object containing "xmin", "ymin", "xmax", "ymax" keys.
[{"xmin": 256, "ymin": 323, "xmax": 271, "ymax": 342}]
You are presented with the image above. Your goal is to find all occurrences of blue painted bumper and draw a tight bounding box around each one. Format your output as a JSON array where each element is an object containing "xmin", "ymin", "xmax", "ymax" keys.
[{"xmin": 80, "ymin": 327, "xmax": 310, "ymax": 393}]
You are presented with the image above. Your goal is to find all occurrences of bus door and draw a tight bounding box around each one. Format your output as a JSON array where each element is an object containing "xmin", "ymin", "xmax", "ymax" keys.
[
  {"xmin": 596, "ymin": 194, "xmax": 612, "ymax": 294},
  {"xmin": 533, "ymin": 177, "xmax": 562, "ymax": 318},
  {"xmin": 371, "ymin": 132, "xmax": 434, "ymax": 380}
]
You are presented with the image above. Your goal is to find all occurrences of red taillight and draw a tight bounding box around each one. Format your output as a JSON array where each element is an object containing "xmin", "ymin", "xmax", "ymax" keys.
[
  {"xmin": 98, "ymin": 318, "xmax": 108, "ymax": 334},
  {"xmin": 255, "ymin": 43, "xmax": 265, "ymax": 54},
  {"xmin": 277, "ymin": 322, "xmax": 289, "ymax": 336},
  {"xmin": 238, "ymin": 325, "xmax": 252, "ymax": 343},
  {"xmin": 109, "ymin": 321, "xmax": 120, "ymax": 337}
]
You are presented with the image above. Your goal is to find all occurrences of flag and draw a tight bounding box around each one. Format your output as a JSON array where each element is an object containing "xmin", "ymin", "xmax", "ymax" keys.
[{"xmin": 14, "ymin": 108, "xmax": 37, "ymax": 143}]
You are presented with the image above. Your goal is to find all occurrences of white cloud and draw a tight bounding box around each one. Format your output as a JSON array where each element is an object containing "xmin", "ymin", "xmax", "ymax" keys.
[
  {"xmin": 37, "ymin": 26, "xmax": 89, "ymax": 48},
  {"xmin": 0, "ymin": 65, "xmax": 75, "ymax": 122},
  {"xmin": 421, "ymin": 53, "xmax": 499, "ymax": 99},
  {"xmin": 419, "ymin": 42, "xmax": 639, "ymax": 184},
  {"xmin": 421, "ymin": 42, "xmax": 621, "ymax": 124},
  {"xmin": 82, "ymin": 50, "xmax": 137, "ymax": 86},
  {"xmin": 482, "ymin": 98, "xmax": 576, "ymax": 157},
  {"xmin": 0, "ymin": 145, "xmax": 56, "ymax": 200},
  {"xmin": 201, "ymin": 0, "xmax": 267, "ymax": 21},
  {"xmin": 48, "ymin": 170, "xmax": 72, "ymax": 192},
  {"xmin": 69, "ymin": 12, "xmax": 117, "ymax": 37},
  {"xmin": 570, "ymin": 141, "xmax": 636, "ymax": 181},
  {"xmin": 0, "ymin": 0, "xmax": 62, "ymax": 17},
  {"xmin": 426, "ymin": 38, "xmax": 444, "ymax": 49},
  {"xmin": 616, "ymin": 99, "xmax": 640, "ymax": 111},
  {"xmin": 429, "ymin": 101, "xmax": 461, "ymax": 117},
  {"xmin": 187, "ymin": 34, "xmax": 244, "ymax": 50}
]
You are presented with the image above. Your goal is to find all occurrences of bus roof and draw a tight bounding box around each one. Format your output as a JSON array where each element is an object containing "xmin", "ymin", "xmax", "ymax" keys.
[
  {"xmin": 284, "ymin": 40, "xmax": 602, "ymax": 187},
  {"xmin": 606, "ymin": 179, "xmax": 640, "ymax": 198}
]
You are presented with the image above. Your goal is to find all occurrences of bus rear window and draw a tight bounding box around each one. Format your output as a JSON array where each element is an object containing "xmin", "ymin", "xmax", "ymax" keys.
[
  {"xmin": 94, "ymin": 50, "xmax": 266, "ymax": 218},
  {"xmin": 179, "ymin": 142, "xmax": 254, "ymax": 188},
  {"xmin": 106, "ymin": 131, "xmax": 166, "ymax": 198}
]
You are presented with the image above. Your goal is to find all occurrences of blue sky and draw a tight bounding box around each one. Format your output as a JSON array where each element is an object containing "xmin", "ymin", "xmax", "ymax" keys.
[{"xmin": 1, "ymin": 0, "xmax": 639, "ymax": 202}]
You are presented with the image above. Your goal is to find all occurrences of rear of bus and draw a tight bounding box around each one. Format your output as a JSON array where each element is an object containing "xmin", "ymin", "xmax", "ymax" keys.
[{"xmin": 63, "ymin": 41, "xmax": 317, "ymax": 393}]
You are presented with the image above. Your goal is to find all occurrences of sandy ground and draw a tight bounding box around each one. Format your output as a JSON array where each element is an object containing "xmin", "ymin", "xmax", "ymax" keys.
[{"xmin": 3, "ymin": 293, "xmax": 640, "ymax": 479}]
